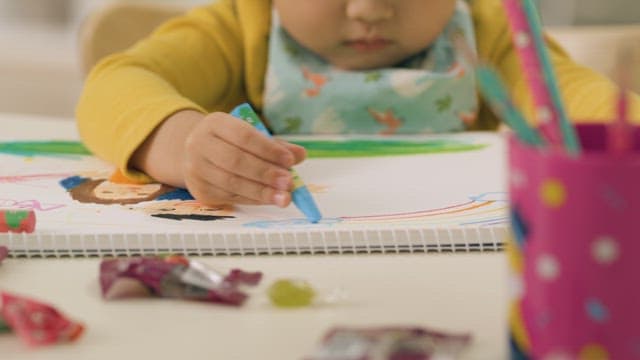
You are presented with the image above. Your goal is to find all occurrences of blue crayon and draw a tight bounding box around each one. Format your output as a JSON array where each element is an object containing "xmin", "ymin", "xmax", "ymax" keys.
[{"xmin": 230, "ymin": 103, "xmax": 322, "ymax": 223}]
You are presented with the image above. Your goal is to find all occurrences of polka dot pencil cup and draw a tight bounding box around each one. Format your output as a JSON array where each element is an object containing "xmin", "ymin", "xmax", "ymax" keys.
[{"xmin": 508, "ymin": 124, "xmax": 640, "ymax": 359}]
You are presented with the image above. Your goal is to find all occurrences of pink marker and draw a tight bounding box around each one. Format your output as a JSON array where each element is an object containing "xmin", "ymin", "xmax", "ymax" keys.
[
  {"xmin": 503, "ymin": 0, "xmax": 562, "ymax": 147},
  {"xmin": 608, "ymin": 46, "xmax": 635, "ymax": 155}
]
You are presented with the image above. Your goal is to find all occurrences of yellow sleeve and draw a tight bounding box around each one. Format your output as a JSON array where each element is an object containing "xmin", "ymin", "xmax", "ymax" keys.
[
  {"xmin": 76, "ymin": 0, "xmax": 247, "ymax": 182},
  {"xmin": 472, "ymin": 0, "xmax": 640, "ymax": 128}
]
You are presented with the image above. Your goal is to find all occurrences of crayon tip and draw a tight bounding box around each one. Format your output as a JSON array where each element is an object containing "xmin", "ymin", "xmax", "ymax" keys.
[{"xmin": 291, "ymin": 186, "xmax": 322, "ymax": 223}]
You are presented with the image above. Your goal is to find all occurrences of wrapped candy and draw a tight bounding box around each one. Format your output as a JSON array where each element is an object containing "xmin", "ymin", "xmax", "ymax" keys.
[
  {"xmin": 100, "ymin": 255, "xmax": 262, "ymax": 306},
  {"xmin": 268, "ymin": 279, "xmax": 316, "ymax": 308},
  {"xmin": 0, "ymin": 209, "xmax": 36, "ymax": 233},
  {"xmin": 307, "ymin": 326, "xmax": 471, "ymax": 360},
  {"xmin": 0, "ymin": 292, "xmax": 84, "ymax": 346}
]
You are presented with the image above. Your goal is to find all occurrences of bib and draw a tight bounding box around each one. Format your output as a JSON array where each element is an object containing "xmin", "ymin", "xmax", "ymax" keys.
[{"xmin": 263, "ymin": 1, "xmax": 478, "ymax": 135}]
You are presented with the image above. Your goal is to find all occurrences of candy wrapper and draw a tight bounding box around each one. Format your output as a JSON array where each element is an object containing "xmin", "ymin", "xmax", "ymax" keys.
[
  {"xmin": 0, "ymin": 292, "xmax": 85, "ymax": 346},
  {"xmin": 100, "ymin": 255, "xmax": 262, "ymax": 305},
  {"xmin": 307, "ymin": 326, "xmax": 471, "ymax": 360},
  {"xmin": 0, "ymin": 209, "xmax": 36, "ymax": 233},
  {"xmin": 0, "ymin": 245, "xmax": 8, "ymax": 264}
]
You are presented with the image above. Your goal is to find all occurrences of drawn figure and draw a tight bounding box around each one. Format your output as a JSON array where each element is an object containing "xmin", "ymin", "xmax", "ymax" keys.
[
  {"xmin": 134, "ymin": 200, "xmax": 235, "ymax": 221},
  {"xmin": 60, "ymin": 176, "xmax": 185, "ymax": 205}
]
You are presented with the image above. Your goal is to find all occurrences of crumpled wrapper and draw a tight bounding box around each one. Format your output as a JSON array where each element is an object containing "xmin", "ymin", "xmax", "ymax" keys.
[
  {"xmin": 0, "ymin": 292, "xmax": 84, "ymax": 346},
  {"xmin": 100, "ymin": 255, "xmax": 262, "ymax": 306},
  {"xmin": 307, "ymin": 326, "xmax": 472, "ymax": 360}
]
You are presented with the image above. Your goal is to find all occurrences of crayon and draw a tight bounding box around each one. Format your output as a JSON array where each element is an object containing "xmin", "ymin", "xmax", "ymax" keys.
[
  {"xmin": 0, "ymin": 209, "xmax": 36, "ymax": 233},
  {"xmin": 230, "ymin": 103, "xmax": 322, "ymax": 223}
]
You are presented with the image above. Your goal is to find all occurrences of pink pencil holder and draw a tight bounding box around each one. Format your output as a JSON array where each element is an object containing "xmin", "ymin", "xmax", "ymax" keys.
[{"xmin": 508, "ymin": 124, "xmax": 640, "ymax": 359}]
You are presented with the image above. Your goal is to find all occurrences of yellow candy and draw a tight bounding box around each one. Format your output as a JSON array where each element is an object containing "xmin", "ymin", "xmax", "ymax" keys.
[{"xmin": 268, "ymin": 279, "xmax": 316, "ymax": 308}]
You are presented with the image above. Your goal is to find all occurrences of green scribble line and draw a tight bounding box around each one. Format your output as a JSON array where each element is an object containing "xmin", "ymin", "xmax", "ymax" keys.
[
  {"xmin": 290, "ymin": 139, "xmax": 487, "ymax": 158},
  {"xmin": 0, "ymin": 141, "xmax": 91, "ymax": 157}
]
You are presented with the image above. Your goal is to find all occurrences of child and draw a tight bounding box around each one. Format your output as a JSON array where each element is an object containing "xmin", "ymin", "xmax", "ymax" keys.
[{"xmin": 77, "ymin": 0, "xmax": 640, "ymax": 208}]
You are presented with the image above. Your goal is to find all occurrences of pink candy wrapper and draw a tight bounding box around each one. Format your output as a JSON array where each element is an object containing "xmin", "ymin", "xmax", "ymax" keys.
[
  {"xmin": 307, "ymin": 326, "xmax": 471, "ymax": 360},
  {"xmin": 0, "ymin": 292, "xmax": 84, "ymax": 346},
  {"xmin": 508, "ymin": 124, "xmax": 640, "ymax": 359},
  {"xmin": 100, "ymin": 255, "xmax": 262, "ymax": 306}
]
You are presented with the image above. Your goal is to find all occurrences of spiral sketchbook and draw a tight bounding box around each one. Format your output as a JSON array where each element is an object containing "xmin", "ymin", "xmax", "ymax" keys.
[{"xmin": 0, "ymin": 116, "xmax": 508, "ymax": 257}]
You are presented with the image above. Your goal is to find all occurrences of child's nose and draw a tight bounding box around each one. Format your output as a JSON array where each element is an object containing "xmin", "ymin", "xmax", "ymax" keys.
[{"xmin": 346, "ymin": 0, "xmax": 394, "ymax": 24}]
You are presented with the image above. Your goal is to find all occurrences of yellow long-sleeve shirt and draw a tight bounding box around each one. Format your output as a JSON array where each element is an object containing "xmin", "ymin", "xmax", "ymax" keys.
[{"xmin": 76, "ymin": 0, "xmax": 640, "ymax": 181}]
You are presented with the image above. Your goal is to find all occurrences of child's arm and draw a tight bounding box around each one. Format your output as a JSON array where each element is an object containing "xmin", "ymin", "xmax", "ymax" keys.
[
  {"xmin": 473, "ymin": 0, "xmax": 640, "ymax": 126},
  {"xmin": 130, "ymin": 109, "xmax": 306, "ymax": 207},
  {"xmin": 77, "ymin": 2, "xmax": 238, "ymax": 182},
  {"xmin": 77, "ymin": 1, "xmax": 304, "ymax": 206}
]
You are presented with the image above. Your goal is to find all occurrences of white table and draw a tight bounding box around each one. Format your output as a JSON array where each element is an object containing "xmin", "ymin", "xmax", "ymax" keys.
[{"xmin": 0, "ymin": 253, "xmax": 508, "ymax": 359}]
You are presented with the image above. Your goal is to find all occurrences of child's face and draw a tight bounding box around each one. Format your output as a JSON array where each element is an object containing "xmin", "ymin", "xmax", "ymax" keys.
[
  {"xmin": 93, "ymin": 181, "xmax": 163, "ymax": 200},
  {"xmin": 273, "ymin": 0, "xmax": 457, "ymax": 70}
]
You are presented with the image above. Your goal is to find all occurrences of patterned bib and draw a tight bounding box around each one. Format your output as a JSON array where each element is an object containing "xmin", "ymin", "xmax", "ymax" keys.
[{"xmin": 263, "ymin": 1, "xmax": 478, "ymax": 135}]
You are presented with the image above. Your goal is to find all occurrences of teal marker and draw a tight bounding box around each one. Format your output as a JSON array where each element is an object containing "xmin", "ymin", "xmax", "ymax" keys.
[
  {"xmin": 230, "ymin": 103, "xmax": 322, "ymax": 223},
  {"xmin": 476, "ymin": 66, "xmax": 545, "ymax": 147}
]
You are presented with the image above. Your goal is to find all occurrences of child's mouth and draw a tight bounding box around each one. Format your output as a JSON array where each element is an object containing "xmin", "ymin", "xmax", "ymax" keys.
[{"xmin": 345, "ymin": 38, "xmax": 392, "ymax": 52}]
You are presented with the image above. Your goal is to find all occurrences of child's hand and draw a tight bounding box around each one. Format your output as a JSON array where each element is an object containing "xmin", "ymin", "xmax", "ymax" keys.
[{"xmin": 182, "ymin": 112, "xmax": 306, "ymax": 207}]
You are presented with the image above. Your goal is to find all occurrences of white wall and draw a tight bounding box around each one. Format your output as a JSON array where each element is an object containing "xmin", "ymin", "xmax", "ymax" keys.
[
  {"xmin": 0, "ymin": 0, "xmax": 208, "ymax": 119},
  {"xmin": 540, "ymin": 0, "xmax": 640, "ymax": 25}
]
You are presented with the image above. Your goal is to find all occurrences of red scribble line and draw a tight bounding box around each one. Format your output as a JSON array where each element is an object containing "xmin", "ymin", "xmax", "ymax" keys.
[
  {"xmin": 341, "ymin": 200, "xmax": 479, "ymax": 220},
  {"xmin": 0, "ymin": 199, "xmax": 66, "ymax": 211},
  {"xmin": 0, "ymin": 173, "xmax": 73, "ymax": 183},
  {"xmin": 350, "ymin": 207, "xmax": 508, "ymax": 225},
  {"xmin": 345, "ymin": 205, "xmax": 507, "ymax": 224}
]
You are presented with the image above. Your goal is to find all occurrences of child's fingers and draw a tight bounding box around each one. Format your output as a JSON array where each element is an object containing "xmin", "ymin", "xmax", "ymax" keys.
[
  {"xmin": 205, "ymin": 113, "xmax": 295, "ymax": 168},
  {"xmin": 277, "ymin": 140, "xmax": 307, "ymax": 165},
  {"xmin": 184, "ymin": 158, "xmax": 291, "ymax": 207},
  {"xmin": 196, "ymin": 136, "xmax": 293, "ymax": 191},
  {"xmin": 185, "ymin": 171, "xmax": 262, "ymax": 206}
]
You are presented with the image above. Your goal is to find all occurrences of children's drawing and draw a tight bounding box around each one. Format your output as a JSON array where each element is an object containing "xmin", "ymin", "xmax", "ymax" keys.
[
  {"xmin": 0, "ymin": 127, "xmax": 506, "ymax": 253},
  {"xmin": 244, "ymin": 192, "xmax": 508, "ymax": 229},
  {"xmin": 60, "ymin": 176, "xmax": 188, "ymax": 205},
  {"xmin": 0, "ymin": 199, "xmax": 65, "ymax": 212},
  {"xmin": 0, "ymin": 141, "xmax": 91, "ymax": 157},
  {"xmin": 133, "ymin": 200, "xmax": 236, "ymax": 222},
  {"xmin": 289, "ymin": 138, "xmax": 486, "ymax": 158},
  {"xmin": 0, "ymin": 173, "xmax": 75, "ymax": 184},
  {"xmin": 56, "ymin": 172, "xmax": 238, "ymax": 222}
]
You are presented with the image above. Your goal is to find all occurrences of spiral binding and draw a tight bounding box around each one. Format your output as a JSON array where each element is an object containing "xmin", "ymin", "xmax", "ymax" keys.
[{"xmin": 0, "ymin": 226, "xmax": 507, "ymax": 258}]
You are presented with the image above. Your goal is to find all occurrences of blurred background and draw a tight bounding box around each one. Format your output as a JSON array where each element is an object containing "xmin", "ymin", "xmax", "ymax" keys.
[{"xmin": 0, "ymin": 0, "xmax": 638, "ymax": 119}]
